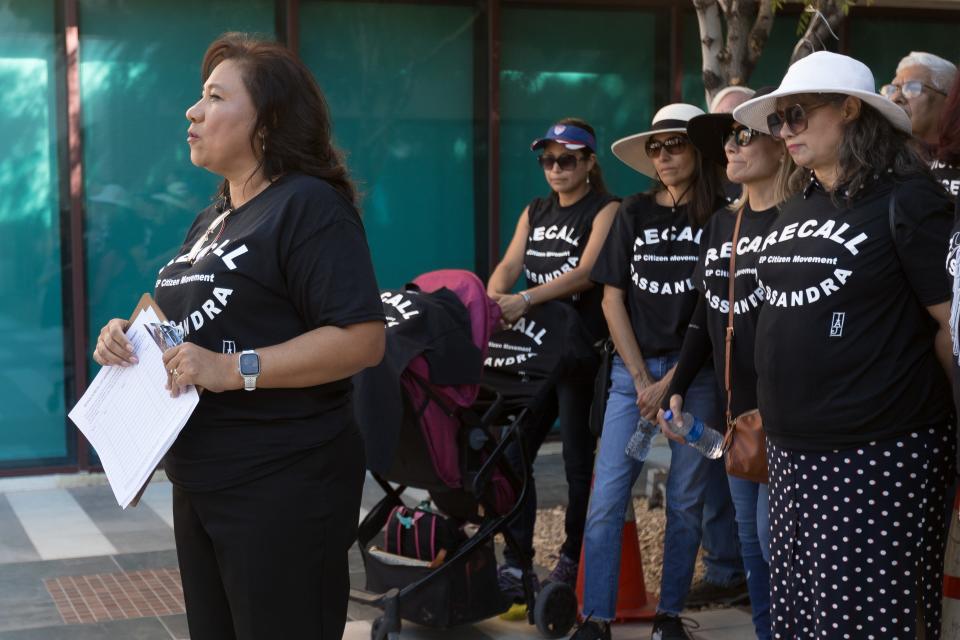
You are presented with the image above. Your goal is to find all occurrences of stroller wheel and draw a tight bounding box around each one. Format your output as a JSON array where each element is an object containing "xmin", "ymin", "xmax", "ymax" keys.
[
  {"xmin": 370, "ymin": 615, "xmax": 401, "ymax": 640},
  {"xmin": 533, "ymin": 581, "xmax": 578, "ymax": 638}
]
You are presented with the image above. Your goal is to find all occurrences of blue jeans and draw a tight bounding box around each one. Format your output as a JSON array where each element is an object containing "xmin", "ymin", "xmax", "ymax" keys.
[
  {"xmin": 581, "ymin": 355, "xmax": 742, "ymax": 620},
  {"xmin": 727, "ymin": 476, "xmax": 771, "ymax": 639}
]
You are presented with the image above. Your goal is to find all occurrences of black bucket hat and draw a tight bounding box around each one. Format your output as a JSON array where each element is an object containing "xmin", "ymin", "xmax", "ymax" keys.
[{"xmin": 687, "ymin": 86, "xmax": 776, "ymax": 165}]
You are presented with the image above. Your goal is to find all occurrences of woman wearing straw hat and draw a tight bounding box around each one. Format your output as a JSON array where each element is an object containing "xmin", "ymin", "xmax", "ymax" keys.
[
  {"xmin": 573, "ymin": 104, "xmax": 740, "ymax": 640},
  {"xmin": 733, "ymin": 51, "xmax": 955, "ymax": 638},
  {"xmin": 487, "ymin": 118, "xmax": 620, "ymax": 597},
  {"xmin": 659, "ymin": 88, "xmax": 798, "ymax": 640}
]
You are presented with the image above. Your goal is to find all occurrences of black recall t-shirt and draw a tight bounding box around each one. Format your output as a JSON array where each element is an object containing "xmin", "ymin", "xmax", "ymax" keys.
[
  {"xmin": 669, "ymin": 204, "xmax": 777, "ymax": 417},
  {"xmin": 154, "ymin": 174, "xmax": 384, "ymax": 491},
  {"xmin": 948, "ymin": 196, "xmax": 960, "ymax": 424},
  {"xmin": 591, "ymin": 193, "xmax": 721, "ymax": 356},
  {"xmin": 932, "ymin": 158, "xmax": 960, "ymax": 199},
  {"xmin": 755, "ymin": 174, "xmax": 952, "ymax": 451},
  {"xmin": 523, "ymin": 189, "xmax": 620, "ymax": 340}
]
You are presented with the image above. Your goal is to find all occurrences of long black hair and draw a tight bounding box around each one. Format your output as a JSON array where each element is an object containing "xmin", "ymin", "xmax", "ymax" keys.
[
  {"xmin": 201, "ymin": 33, "xmax": 358, "ymax": 208},
  {"xmin": 651, "ymin": 138, "xmax": 725, "ymax": 227}
]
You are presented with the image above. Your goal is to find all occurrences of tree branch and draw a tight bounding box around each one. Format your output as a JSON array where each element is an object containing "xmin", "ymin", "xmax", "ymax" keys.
[
  {"xmin": 791, "ymin": 1, "xmax": 844, "ymax": 63},
  {"xmin": 747, "ymin": 0, "xmax": 775, "ymax": 69}
]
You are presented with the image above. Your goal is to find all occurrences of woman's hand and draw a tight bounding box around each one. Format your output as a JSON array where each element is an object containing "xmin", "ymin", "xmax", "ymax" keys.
[
  {"xmin": 498, "ymin": 293, "xmax": 529, "ymax": 325},
  {"xmin": 161, "ymin": 343, "xmax": 235, "ymax": 397},
  {"xmin": 631, "ymin": 372, "xmax": 653, "ymax": 408},
  {"xmin": 92, "ymin": 319, "xmax": 138, "ymax": 367},
  {"xmin": 636, "ymin": 378, "xmax": 670, "ymax": 422},
  {"xmin": 657, "ymin": 394, "xmax": 686, "ymax": 444}
]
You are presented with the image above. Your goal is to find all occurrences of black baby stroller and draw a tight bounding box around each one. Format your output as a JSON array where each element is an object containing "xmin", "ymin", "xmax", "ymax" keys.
[{"xmin": 352, "ymin": 269, "xmax": 597, "ymax": 639}]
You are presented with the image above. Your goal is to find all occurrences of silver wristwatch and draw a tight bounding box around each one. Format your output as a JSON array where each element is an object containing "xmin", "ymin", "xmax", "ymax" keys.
[{"xmin": 238, "ymin": 350, "xmax": 261, "ymax": 391}]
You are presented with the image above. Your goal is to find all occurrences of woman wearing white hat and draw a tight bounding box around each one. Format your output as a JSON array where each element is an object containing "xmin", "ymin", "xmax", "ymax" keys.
[
  {"xmin": 574, "ymin": 104, "xmax": 739, "ymax": 640},
  {"xmin": 659, "ymin": 88, "xmax": 797, "ymax": 640},
  {"xmin": 733, "ymin": 51, "xmax": 955, "ymax": 638}
]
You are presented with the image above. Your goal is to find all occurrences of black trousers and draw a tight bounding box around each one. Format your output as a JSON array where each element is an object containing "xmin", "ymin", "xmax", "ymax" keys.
[
  {"xmin": 503, "ymin": 373, "xmax": 598, "ymax": 566},
  {"xmin": 172, "ymin": 424, "xmax": 366, "ymax": 640}
]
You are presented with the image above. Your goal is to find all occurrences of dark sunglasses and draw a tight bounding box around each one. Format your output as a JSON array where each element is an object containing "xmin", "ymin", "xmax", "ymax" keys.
[
  {"xmin": 766, "ymin": 102, "xmax": 829, "ymax": 139},
  {"xmin": 725, "ymin": 126, "xmax": 764, "ymax": 148},
  {"xmin": 538, "ymin": 153, "xmax": 580, "ymax": 171},
  {"xmin": 880, "ymin": 80, "xmax": 947, "ymax": 100},
  {"xmin": 644, "ymin": 136, "xmax": 689, "ymax": 158}
]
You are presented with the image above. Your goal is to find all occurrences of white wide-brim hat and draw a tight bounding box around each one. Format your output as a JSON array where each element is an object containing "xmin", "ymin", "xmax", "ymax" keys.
[
  {"xmin": 611, "ymin": 103, "xmax": 705, "ymax": 178},
  {"xmin": 732, "ymin": 50, "xmax": 912, "ymax": 135}
]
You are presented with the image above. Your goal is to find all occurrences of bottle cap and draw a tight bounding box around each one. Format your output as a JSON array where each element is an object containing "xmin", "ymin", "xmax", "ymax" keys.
[{"xmin": 663, "ymin": 410, "xmax": 674, "ymax": 421}]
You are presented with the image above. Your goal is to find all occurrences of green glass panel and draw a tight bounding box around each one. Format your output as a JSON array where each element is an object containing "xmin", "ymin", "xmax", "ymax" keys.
[
  {"xmin": 80, "ymin": 0, "xmax": 273, "ymax": 375},
  {"xmin": 300, "ymin": 2, "xmax": 476, "ymax": 288},
  {"xmin": 499, "ymin": 7, "xmax": 663, "ymax": 255},
  {"xmin": 0, "ymin": 2, "xmax": 67, "ymax": 465},
  {"xmin": 847, "ymin": 18, "xmax": 960, "ymax": 88},
  {"xmin": 681, "ymin": 12, "xmax": 802, "ymax": 108},
  {"xmin": 500, "ymin": 8, "xmax": 665, "ymax": 251}
]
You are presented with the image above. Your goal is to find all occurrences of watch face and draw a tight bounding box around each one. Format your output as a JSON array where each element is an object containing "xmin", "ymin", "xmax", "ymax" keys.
[{"xmin": 239, "ymin": 352, "xmax": 260, "ymax": 375}]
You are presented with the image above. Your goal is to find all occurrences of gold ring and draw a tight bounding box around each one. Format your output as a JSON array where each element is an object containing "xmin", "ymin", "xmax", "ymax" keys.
[{"xmin": 172, "ymin": 368, "xmax": 180, "ymax": 377}]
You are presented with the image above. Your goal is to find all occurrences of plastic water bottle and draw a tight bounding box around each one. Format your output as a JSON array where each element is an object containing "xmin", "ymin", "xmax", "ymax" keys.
[
  {"xmin": 624, "ymin": 417, "xmax": 659, "ymax": 462},
  {"xmin": 662, "ymin": 410, "xmax": 724, "ymax": 459}
]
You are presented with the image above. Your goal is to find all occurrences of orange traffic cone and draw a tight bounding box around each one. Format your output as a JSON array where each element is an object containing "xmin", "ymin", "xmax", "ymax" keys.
[
  {"xmin": 576, "ymin": 497, "xmax": 658, "ymax": 622},
  {"xmin": 942, "ymin": 487, "xmax": 960, "ymax": 633}
]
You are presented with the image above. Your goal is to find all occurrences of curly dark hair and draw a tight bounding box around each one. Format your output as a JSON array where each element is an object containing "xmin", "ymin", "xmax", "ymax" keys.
[
  {"xmin": 779, "ymin": 93, "xmax": 929, "ymax": 202},
  {"xmin": 201, "ymin": 33, "xmax": 357, "ymax": 208}
]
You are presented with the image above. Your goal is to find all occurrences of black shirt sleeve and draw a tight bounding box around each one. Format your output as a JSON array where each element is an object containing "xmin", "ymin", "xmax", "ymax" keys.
[
  {"xmin": 284, "ymin": 216, "xmax": 385, "ymax": 329},
  {"xmin": 893, "ymin": 177, "xmax": 954, "ymax": 306},
  {"xmin": 590, "ymin": 200, "xmax": 631, "ymax": 289},
  {"xmin": 665, "ymin": 296, "xmax": 712, "ymax": 409}
]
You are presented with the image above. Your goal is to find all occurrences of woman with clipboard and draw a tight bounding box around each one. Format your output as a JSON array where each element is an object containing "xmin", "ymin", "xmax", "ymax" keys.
[{"xmin": 92, "ymin": 33, "xmax": 385, "ymax": 640}]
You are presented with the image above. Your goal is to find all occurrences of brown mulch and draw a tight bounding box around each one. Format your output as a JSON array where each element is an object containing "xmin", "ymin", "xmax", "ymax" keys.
[{"xmin": 530, "ymin": 497, "xmax": 707, "ymax": 598}]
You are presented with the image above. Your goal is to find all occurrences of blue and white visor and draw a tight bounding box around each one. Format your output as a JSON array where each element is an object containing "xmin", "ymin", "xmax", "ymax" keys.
[{"xmin": 530, "ymin": 123, "xmax": 597, "ymax": 152}]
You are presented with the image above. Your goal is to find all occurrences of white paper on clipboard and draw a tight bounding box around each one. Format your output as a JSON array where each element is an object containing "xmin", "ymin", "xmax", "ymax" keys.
[{"xmin": 68, "ymin": 298, "xmax": 199, "ymax": 508}]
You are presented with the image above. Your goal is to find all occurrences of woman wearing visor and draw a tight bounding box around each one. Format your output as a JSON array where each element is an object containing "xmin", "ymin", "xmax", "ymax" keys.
[
  {"xmin": 488, "ymin": 119, "xmax": 620, "ymax": 596},
  {"xmin": 660, "ymin": 88, "xmax": 797, "ymax": 640},
  {"xmin": 733, "ymin": 51, "xmax": 955, "ymax": 638}
]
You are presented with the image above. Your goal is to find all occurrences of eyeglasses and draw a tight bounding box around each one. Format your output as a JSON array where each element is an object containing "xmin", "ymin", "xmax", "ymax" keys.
[
  {"xmin": 725, "ymin": 126, "xmax": 763, "ymax": 148},
  {"xmin": 766, "ymin": 102, "xmax": 830, "ymax": 139},
  {"xmin": 644, "ymin": 136, "xmax": 689, "ymax": 158},
  {"xmin": 880, "ymin": 80, "xmax": 947, "ymax": 100},
  {"xmin": 538, "ymin": 153, "xmax": 580, "ymax": 171},
  {"xmin": 185, "ymin": 208, "xmax": 232, "ymax": 264}
]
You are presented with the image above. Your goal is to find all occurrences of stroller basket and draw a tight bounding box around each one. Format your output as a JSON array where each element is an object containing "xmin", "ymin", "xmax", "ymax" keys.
[{"xmin": 361, "ymin": 538, "xmax": 504, "ymax": 628}]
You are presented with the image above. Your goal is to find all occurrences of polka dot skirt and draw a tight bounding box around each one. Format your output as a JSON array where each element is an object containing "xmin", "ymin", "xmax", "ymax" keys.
[{"xmin": 767, "ymin": 425, "xmax": 955, "ymax": 639}]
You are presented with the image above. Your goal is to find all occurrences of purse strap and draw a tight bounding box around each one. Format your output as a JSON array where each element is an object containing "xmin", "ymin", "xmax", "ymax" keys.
[{"xmin": 724, "ymin": 205, "xmax": 746, "ymax": 433}]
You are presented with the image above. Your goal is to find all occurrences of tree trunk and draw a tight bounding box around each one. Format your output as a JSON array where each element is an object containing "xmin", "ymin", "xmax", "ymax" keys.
[{"xmin": 694, "ymin": 0, "xmax": 726, "ymax": 105}]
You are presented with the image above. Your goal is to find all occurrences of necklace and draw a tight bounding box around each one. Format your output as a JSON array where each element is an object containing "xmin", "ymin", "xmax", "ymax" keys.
[
  {"xmin": 185, "ymin": 209, "xmax": 232, "ymax": 264},
  {"xmin": 667, "ymin": 184, "xmax": 693, "ymax": 212}
]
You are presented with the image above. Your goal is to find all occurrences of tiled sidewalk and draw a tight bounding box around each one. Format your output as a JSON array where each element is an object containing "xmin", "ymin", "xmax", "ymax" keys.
[{"xmin": 0, "ymin": 443, "xmax": 756, "ymax": 639}]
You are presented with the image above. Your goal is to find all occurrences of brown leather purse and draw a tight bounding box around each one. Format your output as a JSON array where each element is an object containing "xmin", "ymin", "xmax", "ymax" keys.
[{"xmin": 721, "ymin": 207, "xmax": 769, "ymax": 484}]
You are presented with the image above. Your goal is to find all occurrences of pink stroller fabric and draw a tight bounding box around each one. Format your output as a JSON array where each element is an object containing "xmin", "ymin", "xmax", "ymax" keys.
[
  {"xmin": 402, "ymin": 270, "xmax": 514, "ymax": 513},
  {"xmin": 412, "ymin": 270, "xmax": 501, "ymax": 363}
]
